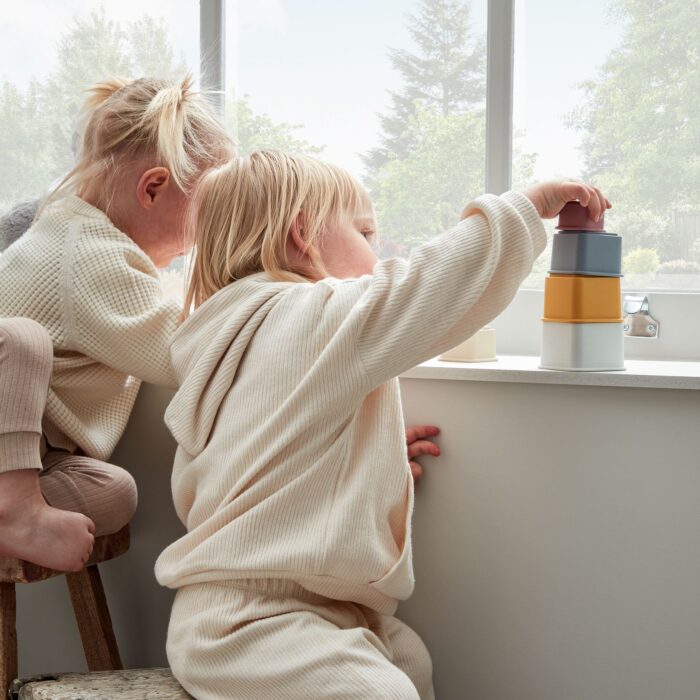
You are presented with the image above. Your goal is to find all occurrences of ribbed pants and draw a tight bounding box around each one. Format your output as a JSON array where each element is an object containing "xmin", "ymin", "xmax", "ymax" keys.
[
  {"xmin": 0, "ymin": 317, "xmax": 136, "ymax": 536},
  {"xmin": 167, "ymin": 579, "xmax": 435, "ymax": 700}
]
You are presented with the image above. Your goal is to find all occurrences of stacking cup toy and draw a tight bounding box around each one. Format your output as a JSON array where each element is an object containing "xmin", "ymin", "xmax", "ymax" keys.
[
  {"xmin": 540, "ymin": 202, "xmax": 624, "ymax": 371},
  {"xmin": 543, "ymin": 275, "xmax": 622, "ymax": 323},
  {"xmin": 550, "ymin": 231, "xmax": 622, "ymax": 277}
]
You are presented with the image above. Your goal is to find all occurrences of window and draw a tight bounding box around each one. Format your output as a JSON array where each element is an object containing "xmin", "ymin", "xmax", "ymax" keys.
[
  {"xmin": 0, "ymin": 0, "xmax": 199, "ymax": 298},
  {"xmin": 0, "ymin": 0, "xmax": 199, "ymax": 216},
  {"xmin": 225, "ymin": 0, "xmax": 487, "ymax": 256},
  {"xmin": 2, "ymin": 0, "xmax": 697, "ymax": 358},
  {"xmin": 514, "ymin": 0, "xmax": 700, "ymax": 292}
]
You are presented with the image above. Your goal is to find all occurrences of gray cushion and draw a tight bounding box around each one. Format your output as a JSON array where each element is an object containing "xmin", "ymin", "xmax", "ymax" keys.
[{"xmin": 0, "ymin": 199, "xmax": 39, "ymax": 252}]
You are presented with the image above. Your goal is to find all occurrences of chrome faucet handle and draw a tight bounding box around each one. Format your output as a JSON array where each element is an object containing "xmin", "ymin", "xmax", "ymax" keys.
[{"xmin": 623, "ymin": 294, "xmax": 659, "ymax": 338}]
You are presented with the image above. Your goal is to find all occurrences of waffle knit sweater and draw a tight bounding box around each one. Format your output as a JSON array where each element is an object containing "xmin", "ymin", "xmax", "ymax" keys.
[
  {"xmin": 155, "ymin": 191, "xmax": 546, "ymax": 615},
  {"xmin": 0, "ymin": 195, "xmax": 180, "ymax": 459}
]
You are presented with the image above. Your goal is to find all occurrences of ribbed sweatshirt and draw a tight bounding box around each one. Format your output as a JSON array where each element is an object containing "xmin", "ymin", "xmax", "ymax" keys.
[
  {"xmin": 0, "ymin": 196, "xmax": 180, "ymax": 459},
  {"xmin": 155, "ymin": 191, "xmax": 546, "ymax": 615}
]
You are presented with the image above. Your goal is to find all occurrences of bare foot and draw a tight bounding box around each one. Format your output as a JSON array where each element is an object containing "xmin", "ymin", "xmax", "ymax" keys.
[{"xmin": 0, "ymin": 469, "xmax": 95, "ymax": 571}]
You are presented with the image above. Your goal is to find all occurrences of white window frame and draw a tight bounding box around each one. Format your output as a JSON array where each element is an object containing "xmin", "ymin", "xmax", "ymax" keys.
[
  {"xmin": 200, "ymin": 0, "xmax": 226, "ymax": 116},
  {"xmin": 199, "ymin": 0, "xmax": 700, "ymax": 362}
]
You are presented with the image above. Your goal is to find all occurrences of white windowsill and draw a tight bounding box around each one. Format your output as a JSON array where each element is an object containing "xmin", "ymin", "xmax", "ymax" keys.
[{"xmin": 401, "ymin": 355, "xmax": 700, "ymax": 391}]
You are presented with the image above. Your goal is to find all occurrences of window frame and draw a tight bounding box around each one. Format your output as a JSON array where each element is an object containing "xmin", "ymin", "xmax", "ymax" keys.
[
  {"xmin": 200, "ymin": 0, "xmax": 226, "ymax": 116},
  {"xmin": 200, "ymin": 0, "xmax": 699, "ymax": 362}
]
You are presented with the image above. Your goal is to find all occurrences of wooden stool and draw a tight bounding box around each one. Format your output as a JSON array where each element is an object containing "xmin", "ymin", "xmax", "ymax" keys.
[
  {"xmin": 0, "ymin": 525, "xmax": 130, "ymax": 698},
  {"xmin": 9, "ymin": 668, "xmax": 192, "ymax": 700}
]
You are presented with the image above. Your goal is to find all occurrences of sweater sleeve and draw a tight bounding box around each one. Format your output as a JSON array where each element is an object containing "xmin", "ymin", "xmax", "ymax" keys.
[
  {"xmin": 346, "ymin": 191, "xmax": 546, "ymax": 388},
  {"xmin": 64, "ymin": 223, "xmax": 181, "ymax": 388}
]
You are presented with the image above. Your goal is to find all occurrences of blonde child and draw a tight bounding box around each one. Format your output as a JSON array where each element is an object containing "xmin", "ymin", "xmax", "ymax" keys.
[
  {"xmin": 0, "ymin": 76, "xmax": 233, "ymax": 572},
  {"xmin": 155, "ymin": 150, "xmax": 610, "ymax": 699}
]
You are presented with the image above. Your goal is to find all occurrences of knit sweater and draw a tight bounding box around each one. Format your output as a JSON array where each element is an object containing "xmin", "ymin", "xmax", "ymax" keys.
[
  {"xmin": 154, "ymin": 191, "xmax": 546, "ymax": 615},
  {"xmin": 0, "ymin": 195, "xmax": 180, "ymax": 459}
]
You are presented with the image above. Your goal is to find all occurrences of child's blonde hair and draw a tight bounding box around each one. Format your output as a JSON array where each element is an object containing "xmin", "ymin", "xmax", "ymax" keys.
[
  {"xmin": 183, "ymin": 150, "xmax": 368, "ymax": 317},
  {"xmin": 41, "ymin": 75, "xmax": 232, "ymax": 214}
]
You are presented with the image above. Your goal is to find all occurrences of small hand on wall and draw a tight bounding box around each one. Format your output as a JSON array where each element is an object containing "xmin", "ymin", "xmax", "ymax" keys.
[{"xmin": 405, "ymin": 425, "xmax": 440, "ymax": 482}]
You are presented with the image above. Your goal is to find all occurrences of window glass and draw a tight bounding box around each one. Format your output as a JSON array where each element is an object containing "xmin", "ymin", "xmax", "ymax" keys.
[
  {"xmin": 0, "ymin": 1, "xmax": 198, "ymax": 296},
  {"xmin": 0, "ymin": 1, "xmax": 199, "ymax": 218},
  {"xmin": 514, "ymin": 0, "xmax": 700, "ymax": 291},
  {"xmin": 227, "ymin": 0, "xmax": 487, "ymax": 256}
]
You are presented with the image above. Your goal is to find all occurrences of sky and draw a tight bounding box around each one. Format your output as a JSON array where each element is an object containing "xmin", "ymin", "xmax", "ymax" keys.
[
  {"xmin": 0, "ymin": 0, "xmax": 625, "ymax": 182},
  {"xmin": 512, "ymin": 0, "xmax": 624, "ymax": 179}
]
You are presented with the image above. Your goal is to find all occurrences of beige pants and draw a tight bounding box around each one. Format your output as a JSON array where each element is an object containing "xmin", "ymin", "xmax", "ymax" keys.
[
  {"xmin": 168, "ymin": 579, "xmax": 435, "ymax": 700},
  {"xmin": 0, "ymin": 317, "xmax": 137, "ymax": 536}
]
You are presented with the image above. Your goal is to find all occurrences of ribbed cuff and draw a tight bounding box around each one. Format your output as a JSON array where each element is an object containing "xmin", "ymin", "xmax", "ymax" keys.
[
  {"xmin": 0, "ymin": 431, "xmax": 43, "ymax": 472},
  {"xmin": 502, "ymin": 190, "xmax": 548, "ymax": 257}
]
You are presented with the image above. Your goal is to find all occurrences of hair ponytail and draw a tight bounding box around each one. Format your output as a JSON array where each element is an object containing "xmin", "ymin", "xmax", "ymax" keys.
[
  {"xmin": 143, "ymin": 75, "xmax": 196, "ymax": 190},
  {"xmin": 83, "ymin": 77, "xmax": 132, "ymax": 112},
  {"xmin": 38, "ymin": 74, "xmax": 232, "ymax": 216}
]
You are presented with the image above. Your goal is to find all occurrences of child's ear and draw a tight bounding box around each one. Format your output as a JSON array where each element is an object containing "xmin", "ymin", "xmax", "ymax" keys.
[
  {"xmin": 289, "ymin": 211, "xmax": 309, "ymax": 254},
  {"xmin": 289, "ymin": 211, "xmax": 323, "ymax": 278},
  {"xmin": 136, "ymin": 167, "xmax": 171, "ymax": 208}
]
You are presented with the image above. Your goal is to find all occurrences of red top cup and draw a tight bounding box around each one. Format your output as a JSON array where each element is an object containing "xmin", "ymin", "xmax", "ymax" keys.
[{"xmin": 556, "ymin": 201, "xmax": 605, "ymax": 232}]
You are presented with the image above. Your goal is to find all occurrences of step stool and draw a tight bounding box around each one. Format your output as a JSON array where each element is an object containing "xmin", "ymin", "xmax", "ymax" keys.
[
  {"xmin": 9, "ymin": 667, "xmax": 192, "ymax": 699},
  {"xmin": 0, "ymin": 525, "xmax": 130, "ymax": 698}
]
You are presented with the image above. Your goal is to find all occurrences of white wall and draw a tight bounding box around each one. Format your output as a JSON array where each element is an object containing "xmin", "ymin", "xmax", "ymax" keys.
[
  {"xmin": 399, "ymin": 377, "xmax": 700, "ymax": 700},
  {"xmin": 15, "ymin": 379, "xmax": 700, "ymax": 700}
]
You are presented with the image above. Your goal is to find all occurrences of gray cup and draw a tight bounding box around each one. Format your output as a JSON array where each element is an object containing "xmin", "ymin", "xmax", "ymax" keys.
[{"xmin": 550, "ymin": 231, "xmax": 622, "ymax": 277}]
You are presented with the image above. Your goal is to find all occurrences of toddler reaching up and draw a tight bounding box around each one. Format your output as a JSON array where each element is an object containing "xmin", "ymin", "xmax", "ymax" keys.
[{"xmin": 155, "ymin": 150, "xmax": 610, "ymax": 699}]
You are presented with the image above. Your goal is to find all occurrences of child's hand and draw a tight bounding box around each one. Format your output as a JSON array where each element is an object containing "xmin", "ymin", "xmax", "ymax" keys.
[
  {"xmin": 522, "ymin": 180, "xmax": 612, "ymax": 221},
  {"xmin": 406, "ymin": 425, "xmax": 441, "ymax": 482}
]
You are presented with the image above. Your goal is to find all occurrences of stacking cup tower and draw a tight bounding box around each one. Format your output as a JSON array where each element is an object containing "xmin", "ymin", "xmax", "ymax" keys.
[{"xmin": 540, "ymin": 202, "xmax": 625, "ymax": 371}]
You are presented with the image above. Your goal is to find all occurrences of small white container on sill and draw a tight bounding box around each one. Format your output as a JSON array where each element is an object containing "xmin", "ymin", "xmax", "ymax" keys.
[
  {"xmin": 440, "ymin": 327, "xmax": 497, "ymax": 362},
  {"xmin": 540, "ymin": 321, "xmax": 625, "ymax": 372}
]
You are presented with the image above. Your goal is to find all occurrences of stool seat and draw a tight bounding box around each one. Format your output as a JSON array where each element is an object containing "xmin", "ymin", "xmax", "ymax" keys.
[
  {"xmin": 0, "ymin": 524, "xmax": 130, "ymax": 583},
  {"xmin": 1, "ymin": 525, "xmax": 130, "ymax": 697},
  {"xmin": 10, "ymin": 667, "xmax": 192, "ymax": 699}
]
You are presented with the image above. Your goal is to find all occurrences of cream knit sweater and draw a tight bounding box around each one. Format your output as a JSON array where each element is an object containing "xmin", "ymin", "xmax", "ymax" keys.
[
  {"xmin": 155, "ymin": 191, "xmax": 546, "ymax": 615},
  {"xmin": 0, "ymin": 196, "xmax": 180, "ymax": 459}
]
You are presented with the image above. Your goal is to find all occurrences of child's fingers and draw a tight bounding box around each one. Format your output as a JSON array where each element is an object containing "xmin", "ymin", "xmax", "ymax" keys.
[
  {"xmin": 561, "ymin": 180, "xmax": 591, "ymax": 207},
  {"xmin": 595, "ymin": 187, "xmax": 612, "ymax": 214},
  {"xmin": 590, "ymin": 186, "xmax": 608, "ymax": 221},
  {"xmin": 565, "ymin": 182, "xmax": 603, "ymax": 220},
  {"xmin": 586, "ymin": 186, "xmax": 603, "ymax": 222},
  {"xmin": 405, "ymin": 425, "xmax": 440, "ymax": 444},
  {"xmin": 410, "ymin": 461, "xmax": 423, "ymax": 481},
  {"xmin": 407, "ymin": 439, "xmax": 441, "ymax": 459}
]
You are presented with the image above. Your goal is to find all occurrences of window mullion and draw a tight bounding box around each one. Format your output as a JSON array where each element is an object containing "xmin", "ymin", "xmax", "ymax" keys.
[
  {"xmin": 200, "ymin": 0, "xmax": 226, "ymax": 116},
  {"xmin": 485, "ymin": 0, "xmax": 515, "ymax": 195}
]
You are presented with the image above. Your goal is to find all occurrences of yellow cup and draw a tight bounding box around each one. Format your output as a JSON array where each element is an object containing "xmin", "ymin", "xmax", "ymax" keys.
[{"xmin": 543, "ymin": 275, "xmax": 622, "ymax": 323}]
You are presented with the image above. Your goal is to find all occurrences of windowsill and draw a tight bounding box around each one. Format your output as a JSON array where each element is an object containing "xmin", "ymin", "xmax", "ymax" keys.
[{"xmin": 401, "ymin": 355, "xmax": 700, "ymax": 391}]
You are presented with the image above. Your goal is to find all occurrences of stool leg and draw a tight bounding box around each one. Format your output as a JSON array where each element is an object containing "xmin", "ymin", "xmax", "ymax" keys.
[
  {"xmin": 0, "ymin": 582, "xmax": 18, "ymax": 698},
  {"xmin": 65, "ymin": 565, "xmax": 122, "ymax": 671}
]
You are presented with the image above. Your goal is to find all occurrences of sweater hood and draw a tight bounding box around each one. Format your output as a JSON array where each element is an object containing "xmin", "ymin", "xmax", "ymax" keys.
[{"xmin": 165, "ymin": 274, "xmax": 288, "ymax": 456}]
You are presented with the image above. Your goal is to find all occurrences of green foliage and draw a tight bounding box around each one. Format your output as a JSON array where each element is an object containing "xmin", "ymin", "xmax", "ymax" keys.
[
  {"xmin": 226, "ymin": 97, "xmax": 323, "ymax": 157},
  {"xmin": 0, "ymin": 9, "xmax": 187, "ymax": 212},
  {"xmin": 692, "ymin": 238, "xmax": 700, "ymax": 263},
  {"xmin": 0, "ymin": 9, "xmax": 316, "ymax": 214},
  {"xmin": 624, "ymin": 247, "xmax": 660, "ymax": 276},
  {"xmin": 0, "ymin": 80, "xmax": 55, "ymax": 210},
  {"xmin": 364, "ymin": 0, "xmax": 490, "ymax": 247},
  {"xmin": 605, "ymin": 207, "xmax": 670, "ymax": 257},
  {"xmin": 369, "ymin": 106, "xmax": 485, "ymax": 245},
  {"xmin": 569, "ymin": 0, "xmax": 700, "ymax": 262},
  {"xmin": 365, "ymin": 0, "xmax": 485, "ymax": 170},
  {"xmin": 657, "ymin": 259, "xmax": 700, "ymax": 275}
]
